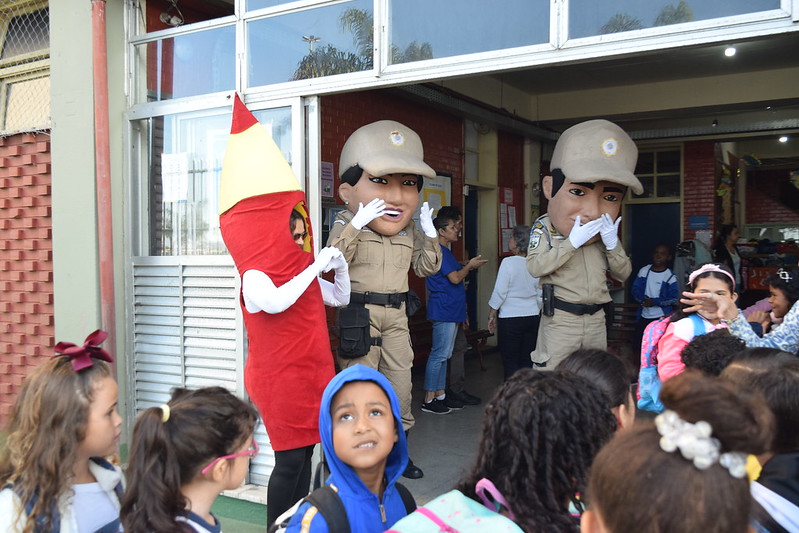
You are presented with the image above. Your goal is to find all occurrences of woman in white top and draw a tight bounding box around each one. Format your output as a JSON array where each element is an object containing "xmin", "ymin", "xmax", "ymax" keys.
[{"xmin": 488, "ymin": 225, "xmax": 543, "ymax": 379}]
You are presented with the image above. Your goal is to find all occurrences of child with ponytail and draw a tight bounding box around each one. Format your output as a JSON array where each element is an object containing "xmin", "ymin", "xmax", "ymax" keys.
[
  {"xmin": 121, "ymin": 387, "xmax": 259, "ymax": 533},
  {"xmin": 0, "ymin": 330, "xmax": 124, "ymax": 533},
  {"xmin": 582, "ymin": 370, "xmax": 774, "ymax": 533}
]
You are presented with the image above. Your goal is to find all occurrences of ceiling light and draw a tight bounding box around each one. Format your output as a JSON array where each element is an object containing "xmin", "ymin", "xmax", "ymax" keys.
[
  {"xmin": 779, "ymin": 136, "xmax": 789, "ymax": 143},
  {"xmin": 724, "ymin": 46, "xmax": 736, "ymax": 57}
]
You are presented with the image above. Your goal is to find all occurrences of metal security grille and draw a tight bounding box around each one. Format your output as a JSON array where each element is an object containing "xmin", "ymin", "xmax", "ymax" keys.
[
  {"xmin": 0, "ymin": 1, "xmax": 50, "ymax": 135},
  {"xmin": 130, "ymin": 255, "xmax": 276, "ymax": 486}
]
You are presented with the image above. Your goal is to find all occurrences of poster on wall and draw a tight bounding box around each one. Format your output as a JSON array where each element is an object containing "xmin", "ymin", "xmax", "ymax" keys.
[
  {"xmin": 415, "ymin": 174, "xmax": 452, "ymax": 222},
  {"xmin": 499, "ymin": 187, "xmax": 518, "ymax": 255}
]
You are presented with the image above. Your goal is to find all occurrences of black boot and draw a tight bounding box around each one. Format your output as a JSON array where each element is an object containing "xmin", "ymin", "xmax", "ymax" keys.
[{"xmin": 402, "ymin": 430, "xmax": 424, "ymax": 479}]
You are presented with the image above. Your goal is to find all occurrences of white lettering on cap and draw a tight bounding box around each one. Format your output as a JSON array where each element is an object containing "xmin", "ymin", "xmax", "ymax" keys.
[
  {"xmin": 602, "ymin": 138, "xmax": 618, "ymax": 156},
  {"xmin": 390, "ymin": 130, "xmax": 405, "ymax": 146}
]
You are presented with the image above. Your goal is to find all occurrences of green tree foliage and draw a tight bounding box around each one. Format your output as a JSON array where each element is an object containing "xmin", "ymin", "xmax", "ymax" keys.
[
  {"xmin": 600, "ymin": 13, "xmax": 644, "ymax": 34},
  {"xmin": 291, "ymin": 8, "xmax": 433, "ymax": 80},
  {"xmin": 654, "ymin": 0, "xmax": 694, "ymax": 26}
]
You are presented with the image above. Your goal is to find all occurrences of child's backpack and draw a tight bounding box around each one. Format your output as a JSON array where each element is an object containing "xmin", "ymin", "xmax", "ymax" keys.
[
  {"xmin": 638, "ymin": 313, "xmax": 704, "ymax": 413},
  {"xmin": 268, "ymin": 482, "xmax": 416, "ymax": 533},
  {"xmin": 386, "ymin": 478, "xmax": 523, "ymax": 533}
]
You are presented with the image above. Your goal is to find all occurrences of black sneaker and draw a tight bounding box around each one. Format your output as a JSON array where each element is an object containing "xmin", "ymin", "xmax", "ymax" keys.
[
  {"xmin": 444, "ymin": 395, "xmax": 464, "ymax": 410},
  {"xmin": 402, "ymin": 458, "xmax": 424, "ymax": 479},
  {"xmin": 448, "ymin": 389, "xmax": 481, "ymax": 406},
  {"xmin": 421, "ymin": 399, "xmax": 451, "ymax": 414}
]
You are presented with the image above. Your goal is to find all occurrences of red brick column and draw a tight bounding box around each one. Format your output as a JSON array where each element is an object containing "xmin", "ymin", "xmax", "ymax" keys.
[
  {"xmin": 0, "ymin": 132, "xmax": 54, "ymax": 424},
  {"xmin": 682, "ymin": 140, "xmax": 717, "ymax": 242}
]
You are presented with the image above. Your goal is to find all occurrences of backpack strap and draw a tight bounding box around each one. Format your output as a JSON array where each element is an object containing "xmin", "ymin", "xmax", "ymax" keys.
[
  {"xmin": 395, "ymin": 482, "xmax": 417, "ymax": 514},
  {"xmin": 688, "ymin": 312, "xmax": 706, "ymax": 337},
  {"xmin": 305, "ymin": 486, "xmax": 351, "ymax": 533}
]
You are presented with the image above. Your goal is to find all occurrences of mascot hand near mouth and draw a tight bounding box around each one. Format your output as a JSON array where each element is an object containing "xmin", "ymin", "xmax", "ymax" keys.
[
  {"xmin": 327, "ymin": 120, "xmax": 442, "ymax": 480},
  {"xmin": 526, "ymin": 119, "xmax": 642, "ymax": 369}
]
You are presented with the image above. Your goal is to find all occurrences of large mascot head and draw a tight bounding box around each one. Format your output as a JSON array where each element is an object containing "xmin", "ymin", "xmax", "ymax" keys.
[
  {"xmin": 543, "ymin": 119, "xmax": 642, "ymax": 242},
  {"xmin": 338, "ymin": 120, "xmax": 436, "ymax": 236}
]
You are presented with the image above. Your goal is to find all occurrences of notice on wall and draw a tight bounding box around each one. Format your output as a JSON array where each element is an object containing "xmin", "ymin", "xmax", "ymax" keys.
[
  {"xmin": 499, "ymin": 187, "xmax": 518, "ymax": 256},
  {"xmin": 321, "ymin": 161, "xmax": 335, "ymax": 198},
  {"xmin": 161, "ymin": 152, "xmax": 189, "ymax": 203}
]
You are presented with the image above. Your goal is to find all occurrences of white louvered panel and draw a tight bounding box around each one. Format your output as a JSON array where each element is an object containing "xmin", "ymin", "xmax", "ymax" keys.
[{"xmin": 130, "ymin": 256, "xmax": 273, "ymax": 487}]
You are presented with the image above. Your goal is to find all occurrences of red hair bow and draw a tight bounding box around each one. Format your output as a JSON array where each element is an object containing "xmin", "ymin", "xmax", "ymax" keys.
[{"xmin": 54, "ymin": 329, "xmax": 114, "ymax": 371}]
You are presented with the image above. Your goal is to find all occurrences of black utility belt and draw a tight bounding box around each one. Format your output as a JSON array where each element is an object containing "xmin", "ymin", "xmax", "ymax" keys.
[
  {"xmin": 553, "ymin": 297, "xmax": 604, "ymax": 316},
  {"xmin": 350, "ymin": 291, "xmax": 407, "ymax": 309}
]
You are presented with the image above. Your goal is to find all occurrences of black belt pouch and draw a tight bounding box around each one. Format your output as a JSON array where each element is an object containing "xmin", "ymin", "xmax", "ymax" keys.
[
  {"xmin": 542, "ymin": 283, "xmax": 555, "ymax": 317},
  {"xmin": 337, "ymin": 306, "xmax": 372, "ymax": 359}
]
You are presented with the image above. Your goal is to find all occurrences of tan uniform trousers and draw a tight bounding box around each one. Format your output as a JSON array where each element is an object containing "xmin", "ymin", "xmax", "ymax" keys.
[
  {"xmin": 533, "ymin": 307, "xmax": 607, "ymax": 369},
  {"xmin": 336, "ymin": 302, "xmax": 415, "ymax": 431}
]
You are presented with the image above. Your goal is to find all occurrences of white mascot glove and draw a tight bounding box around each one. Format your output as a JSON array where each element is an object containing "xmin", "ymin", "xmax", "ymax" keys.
[
  {"xmin": 568, "ymin": 216, "xmax": 602, "ymax": 249},
  {"xmin": 325, "ymin": 247, "xmax": 348, "ymax": 274},
  {"xmin": 599, "ymin": 213, "xmax": 621, "ymax": 250},
  {"xmin": 419, "ymin": 202, "xmax": 437, "ymax": 239},
  {"xmin": 313, "ymin": 247, "xmax": 340, "ymax": 274},
  {"xmin": 351, "ymin": 198, "xmax": 386, "ymax": 230}
]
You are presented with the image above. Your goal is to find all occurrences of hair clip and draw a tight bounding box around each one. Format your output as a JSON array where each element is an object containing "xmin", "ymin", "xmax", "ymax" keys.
[
  {"xmin": 688, "ymin": 263, "xmax": 736, "ymax": 290},
  {"xmin": 54, "ymin": 330, "xmax": 114, "ymax": 371},
  {"xmin": 777, "ymin": 268, "xmax": 793, "ymax": 282},
  {"xmin": 655, "ymin": 410, "xmax": 747, "ymax": 478},
  {"xmin": 159, "ymin": 404, "xmax": 171, "ymax": 423}
]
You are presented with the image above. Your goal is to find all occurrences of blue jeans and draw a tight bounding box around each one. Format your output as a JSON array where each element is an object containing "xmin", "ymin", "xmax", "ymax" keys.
[{"xmin": 424, "ymin": 321, "xmax": 458, "ymax": 392}]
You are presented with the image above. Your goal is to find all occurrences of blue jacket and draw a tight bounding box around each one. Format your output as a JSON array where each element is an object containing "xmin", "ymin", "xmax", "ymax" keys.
[
  {"xmin": 631, "ymin": 266, "xmax": 678, "ymax": 320},
  {"xmin": 286, "ymin": 365, "xmax": 410, "ymax": 533}
]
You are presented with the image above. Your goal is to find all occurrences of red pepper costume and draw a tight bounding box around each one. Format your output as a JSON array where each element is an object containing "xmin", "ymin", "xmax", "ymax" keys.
[{"xmin": 219, "ymin": 96, "xmax": 334, "ymax": 451}]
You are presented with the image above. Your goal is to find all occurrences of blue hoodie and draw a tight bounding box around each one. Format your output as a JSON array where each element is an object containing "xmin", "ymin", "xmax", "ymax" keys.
[{"xmin": 286, "ymin": 365, "xmax": 410, "ymax": 533}]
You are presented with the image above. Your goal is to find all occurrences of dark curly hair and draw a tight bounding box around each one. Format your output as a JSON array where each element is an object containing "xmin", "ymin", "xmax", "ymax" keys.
[
  {"xmin": 680, "ymin": 329, "xmax": 745, "ymax": 376},
  {"xmin": 586, "ymin": 370, "xmax": 774, "ymax": 533},
  {"xmin": 764, "ymin": 266, "xmax": 799, "ymax": 309},
  {"xmin": 457, "ymin": 369, "xmax": 616, "ymax": 533}
]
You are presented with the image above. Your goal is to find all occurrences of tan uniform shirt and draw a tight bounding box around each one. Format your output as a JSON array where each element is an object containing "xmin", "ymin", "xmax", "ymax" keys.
[
  {"xmin": 526, "ymin": 214, "xmax": 631, "ymax": 305},
  {"xmin": 327, "ymin": 209, "xmax": 442, "ymax": 292}
]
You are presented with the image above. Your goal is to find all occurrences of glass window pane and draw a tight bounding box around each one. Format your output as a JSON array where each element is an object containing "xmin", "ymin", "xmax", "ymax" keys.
[
  {"xmin": 144, "ymin": 107, "xmax": 293, "ymax": 256},
  {"xmin": 635, "ymin": 151, "xmax": 654, "ymax": 175},
  {"xmin": 390, "ymin": 0, "xmax": 549, "ymax": 64},
  {"xmin": 633, "ymin": 176, "xmax": 655, "ymax": 198},
  {"xmin": 248, "ymin": 0, "xmax": 292, "ymax": 10},
  {"xmin": 4, "ymin": 76, "xmax": 50, "ymax": 132},
  {"xmin": 1, "ymin": 8, "xmax": 49, "ymax": 59},
  {"xmin": 658, "ymin": 174, "xmax": 680, "ymax": 197},
  {"xmin": 657, "ymin": 150, "xmax": 680, "ymax": 173},
  {"xmin": 135, "ymin": 26, "xmax": 235, "ymax": 103},
  {"xmin": 248, "ymin": 0, "xmax": 373, "ymax": 86},
  {"xmin": 569, "ymin": 0, "xmax": 780, "ymax": 39}
]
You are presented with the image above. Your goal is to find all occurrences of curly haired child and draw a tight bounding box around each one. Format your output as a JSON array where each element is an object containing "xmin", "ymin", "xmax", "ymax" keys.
[
  {"xmin": 0, "ymin": 330, "xmax": 124, "ymax": 533},
  {"xmin": 679, "ymin": 328, "xmax": 745, "ymax": 376},
  {"xmin": 121, "ymin": 387, "xmax": 259, "ymax": 533},
  {"xmin": 582, "ymin": 370, "xmax": 774, "ymax": 533},
  {"xmin": 457, "ymin": 369, "xmax": 617, "ymax": 532}
]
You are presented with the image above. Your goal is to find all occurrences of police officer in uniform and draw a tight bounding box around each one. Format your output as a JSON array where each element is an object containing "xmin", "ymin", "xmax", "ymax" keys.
[
  {"xmin": 527, "ymin": 119, "xmax": 642, "ymax": 369},
  {"xmin": 328, "ymin": 120, "xmax": 442, "ymax": 479}
]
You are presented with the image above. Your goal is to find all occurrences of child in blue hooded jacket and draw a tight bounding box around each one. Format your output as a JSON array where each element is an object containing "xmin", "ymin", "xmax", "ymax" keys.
[{"xmin": 286, "ymin": 364, "xmax": 413, "ymax": 533}]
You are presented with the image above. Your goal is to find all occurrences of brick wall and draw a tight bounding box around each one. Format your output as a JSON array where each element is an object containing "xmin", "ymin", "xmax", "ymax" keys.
[
  {"xmin": 0, "ymin": 132, "xmax": 54, "ymax": 423},
  {"xmin": 498, "ymin": 130, "xmax": 524, "ymax": 254},
  {"xmin": 682, "ymin": 140, "xmax": 717, "ymax": 241},
  {"xmin": 745, "ymin": 168, "xmax": 799, "ymax": 225}
]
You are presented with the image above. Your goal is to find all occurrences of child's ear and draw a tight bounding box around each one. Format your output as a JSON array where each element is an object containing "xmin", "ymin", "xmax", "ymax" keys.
[
  {"xmin": 208, "ymin": 459, "xmax": 230, "ymax": 483},
  {"xmin": 732, "ymin": 291, "xmax": 739, "ymax": 303},
  {"xmin": 394, "ymin": 426, "xmax": 399, "ymax": 444},
  {"xmin": 580, "ymin": 509, "xmax": 607, "ymax": 533}
]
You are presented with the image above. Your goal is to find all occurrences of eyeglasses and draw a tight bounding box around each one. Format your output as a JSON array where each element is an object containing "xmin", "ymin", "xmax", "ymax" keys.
[
  {"xmin": 293, "ymin": 232, "xmax": 308, "ymax": 242},
  {"xmin": 201, "ymin": 438, "xmax": 259, "ymax": 475},
  {"xmin": 777, "ymin": 268, "xmax": 793, "ymax": 282}
]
